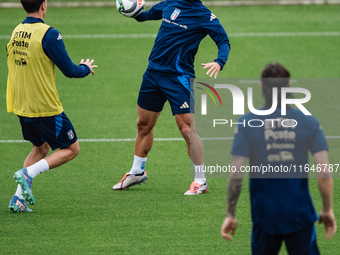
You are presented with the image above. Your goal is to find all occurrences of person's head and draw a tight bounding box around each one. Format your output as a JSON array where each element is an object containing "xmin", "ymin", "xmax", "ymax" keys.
[
  {"xmin": 261, "ymin": 63, "xmax": 291, "ymax": 108},
  {"xmin": 21, "ymin": 0, "xmax": 47, "ymax": 18}
]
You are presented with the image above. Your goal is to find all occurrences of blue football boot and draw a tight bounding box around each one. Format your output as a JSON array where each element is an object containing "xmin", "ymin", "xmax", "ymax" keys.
[
  {"xmin": 8, "ymin": 195, "xmax": 33, "ymax": 212},
  {"xmin": 13, "ymin": 168, "xmax": 35, "ymax": 205}
]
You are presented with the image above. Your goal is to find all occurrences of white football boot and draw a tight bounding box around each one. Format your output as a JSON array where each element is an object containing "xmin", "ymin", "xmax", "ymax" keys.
[
  {"xmin": 112, "ymin": 171, "xmax": 148, "ymax": 190},
  {"xmin": 184, "ymin": 181, "xmax": 208, "ymax": 195}
]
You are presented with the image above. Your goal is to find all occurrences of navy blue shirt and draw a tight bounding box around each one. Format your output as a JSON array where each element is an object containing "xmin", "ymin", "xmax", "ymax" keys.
[
  {"xmin": 231, "ymin": 107, "xmax": 328, "ymax": 235},
  {"xmin": 22, "ymin": 17, "xmax": 90, "ymax": 78},
  {"xmin": 135, "ymin": 0, "xmax": 230, "ymax": 77}
]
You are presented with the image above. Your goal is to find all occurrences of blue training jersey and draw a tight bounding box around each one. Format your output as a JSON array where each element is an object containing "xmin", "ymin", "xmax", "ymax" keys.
[
  {"xmin": 231, "ymin": 107, "xmax": 328, "ymax": 235},
  {"xmin": 22, "ymin": 17, "xmax": 91, "ymax": 78},
  {"xmin": 135, "ymin": 0, "xmax": 230, "ymax": 77}
]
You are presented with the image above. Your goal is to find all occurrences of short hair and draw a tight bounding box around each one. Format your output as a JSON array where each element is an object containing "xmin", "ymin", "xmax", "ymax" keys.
[
  {"xmin": 21, "ymin": 0, "xmax": 45, "ymax": 13},
  {"xmin": 261, "ymin": 63, "xmax": 291, "ymax": 107}
]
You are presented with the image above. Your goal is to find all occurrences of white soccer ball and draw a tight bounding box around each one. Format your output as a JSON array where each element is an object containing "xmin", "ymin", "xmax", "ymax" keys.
[{"xmin": 116, "ymin": 0, "xmax": 145, "ymax": 18}]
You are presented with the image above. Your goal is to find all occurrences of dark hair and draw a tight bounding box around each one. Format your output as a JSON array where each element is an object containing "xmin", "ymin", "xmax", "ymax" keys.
[
  {"xmin": 261, "ymin": 63, "xmax": 291, "ymax": 108},
  {"xmin": 21, "ymin": 0, "xmax": 45, "ymax": 13}
]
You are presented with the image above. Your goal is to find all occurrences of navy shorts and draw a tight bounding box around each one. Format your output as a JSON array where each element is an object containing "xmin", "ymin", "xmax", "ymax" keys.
[
  {"xmin": 251, "ymin": 223, "xmax": 320, "ymax": 255},
  {"xmin": 19, "ymin": 112, "xmax": 77, "ymax": 151},
  {"xmin": 137, "ymin": 70, "xmax": 194, "ymax": 115}
]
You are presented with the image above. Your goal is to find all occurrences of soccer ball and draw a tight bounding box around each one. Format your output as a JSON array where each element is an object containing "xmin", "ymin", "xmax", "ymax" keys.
[{"xmin": 116, "ymin": 0, "xmax": 145, "ymax": 18}]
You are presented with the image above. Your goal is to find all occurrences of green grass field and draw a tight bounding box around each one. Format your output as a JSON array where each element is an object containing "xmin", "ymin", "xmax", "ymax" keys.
[{"xmin": 0, "ymin": 4, "xmax": 339, "ymax": 254}]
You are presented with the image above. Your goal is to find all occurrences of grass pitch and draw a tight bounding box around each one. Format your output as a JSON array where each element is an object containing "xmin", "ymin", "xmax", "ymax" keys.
[{"xmin": 0, "ymin": 4, "xmax": 339, "ymax": 254}]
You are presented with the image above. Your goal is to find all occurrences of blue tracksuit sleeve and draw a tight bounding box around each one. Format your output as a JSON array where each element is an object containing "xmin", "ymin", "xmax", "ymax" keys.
[
  {"xmin": 42, "ymin": 28, "xmax": 91, "ymax": 78},
  {"xmin": 134, "ymin": 1, "xmax": 165, "ymax": 21},
  {"xmin": 200, "ymin": 15, "xmax": 230, "ymax": 70}
]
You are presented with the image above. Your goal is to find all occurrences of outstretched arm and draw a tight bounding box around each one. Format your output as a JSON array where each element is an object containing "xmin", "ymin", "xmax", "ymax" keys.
[
  {"xmin": 134, "ymin": 1, "xmax": 164, "ymax": 22},
  {"xmin": 221, "ymin": 155, "xmax": 246, "ymax": 241},
  {"xmin": 42, "ymin": 28, "xmax": 96, "ymax": 78},
  {"xmin": 200, "ymin": 14, "xmax": 230, "ymax": 78},
  {"xmin": 314, "ymin": 150, "xmax": 337, "ymax": 239}
]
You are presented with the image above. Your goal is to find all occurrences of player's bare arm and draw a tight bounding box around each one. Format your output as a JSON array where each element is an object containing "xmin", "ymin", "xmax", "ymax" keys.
[
  {"xmin": 227, "ymin": 179, "xmax": 243, "ymax": 218},
  {"xmin": 201, "ymin": 62, "xmax": 221, "ymax": 79},
  {"xmin": 313, "ymin": 150, "xmax": 337, "ymax": 239},
  {"xmin": 221, "ymin": 155, "xmax": 246, "ymax": 241},
  {"xmin": 80, "ymin": 59, "xmax": 98, "ymax": 75}
]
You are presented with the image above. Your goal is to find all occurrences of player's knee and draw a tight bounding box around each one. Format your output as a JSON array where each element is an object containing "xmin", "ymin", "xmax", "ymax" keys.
[
  {"xmin": 35, "ymin": 142, "xmax": 50, "ymax": 158},
  {"xmin": 136, "ymin": 118, "xmax": 152, "ymax": 135},
  {"xmin": 73, "ymin": 142, "xmax": 80, "ymax": 158},
  {"xmin": 179, "ymin": 125, "xmax": 191, "ymax": 142},
  {"xmin": 68, "ymin": 141, "xmax": 80, "ymax": 160},
  {"xmin": 72, "ymin": 146, "xmax": 79, "ymax": 159}
]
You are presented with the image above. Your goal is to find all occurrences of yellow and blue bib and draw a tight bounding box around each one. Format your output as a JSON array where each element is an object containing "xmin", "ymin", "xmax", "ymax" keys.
[{"xmin": 7, "ymin": 22, "xmax": 63, "ymax": 117}]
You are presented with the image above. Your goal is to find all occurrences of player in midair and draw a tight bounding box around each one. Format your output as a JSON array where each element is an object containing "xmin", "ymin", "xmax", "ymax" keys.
[
  {"xmin": 221, "ymin": 63, "xmax": 336, "ymax": 254},
  {"xmin": 113, "ymin": 0, "xmax": 230, "ymax": 194},
  {"xmin": 7, "ymin": 0, "xmax": 97, "ymax": 212}
]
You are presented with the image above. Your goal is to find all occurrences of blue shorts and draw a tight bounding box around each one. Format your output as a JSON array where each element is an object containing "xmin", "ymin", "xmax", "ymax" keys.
[
  {"xmin": 251, "ymin": 223, "xmax": 320, "ymax": 255},
  {"xmin": 19, "ymin": 112, "xmax": 77, "ymax": 151},
  {"xmin": 137, "ymin": 70, "xmax": 194, "ymax": 115}
]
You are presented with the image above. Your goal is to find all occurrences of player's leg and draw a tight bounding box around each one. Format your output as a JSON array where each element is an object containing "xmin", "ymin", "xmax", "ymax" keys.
[
  {"xmin": 18, "ymin": 137, "xmax": 78, "ymax": 181},
  {"xmin": 44, "ymin": 140, "xmax": 79, "ymax": 169},
  {"xmin": 9, "ymin": 142, "xmax": 50, "ymax": 212},
  {"xmin": 113, "ymin": 70, "xmax": 165, "ymax": 190},
  {"xmin": 134, "ymin": 106, "xmax": 161, "ymax": 158},
  {"xmin": 284, "ymin": 223, "xmax": 320, "ymax": 255},
  {"xmin": 10, "ymin": 112, "xmax": 78, "ymax": 211},
  {"xmin": 17, "ymin": 140, "xmax": 78, "ymax": 202},
  {"xmin": 113, "ymin": 107, "xmax": 160, "ymax": 190},
  {"xmin": 251, "ymin": 224, "xmax": 283, "ymax": 255},
  {"xmin": 175, "ymin": 113, "xmax": 203, "ymax": 163},
  {"xmin": 24, "ymin": 112, "xmax": 78, "ymax": 172},
  {"xmin": 10, "ymin": 118, "xmax": 49, "ymax": 211},
  {"xmin": 160, "ymin": 74, "xmax": 207, "ymax": 194},
  {"xmin": 24, "ymin": 142, "xmax": 50, "ymax": 168},
  {"xmin": 175, "ymin": 113, "xmax": 207, "ymax": 195}
]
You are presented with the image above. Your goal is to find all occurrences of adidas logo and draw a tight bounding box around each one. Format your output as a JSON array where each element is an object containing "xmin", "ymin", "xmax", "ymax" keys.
[
  {"xmin": 210, "ymin": 13, "xmax": 216, "ymax": 21},
  {"xmin": 57, "ymin": 33, "xmax": 62, "ymax": 40},
  {"xmin": 180, "ymin": 102, "xmax": 189, "ymax": 109}
]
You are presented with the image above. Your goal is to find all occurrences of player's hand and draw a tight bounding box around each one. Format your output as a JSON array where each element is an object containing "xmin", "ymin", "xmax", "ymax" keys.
[
  {"xmin": 201, "ymin": 62, "xmax": 221, "ymax": 79},
  {"xmin": 221, "ymin": 216, "xmax": 237, "ymax": 241},
  {"xmin": 319, "ymin": 209, "xmax": 337, "ymax": 239},
  {"xmin": 80, "ymin": 58, "xmax": 98, "ymax": 75}
]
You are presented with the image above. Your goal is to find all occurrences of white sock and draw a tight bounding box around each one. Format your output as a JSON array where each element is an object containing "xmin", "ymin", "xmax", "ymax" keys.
[
  {"xmin": 129, "ymin": 155, "xmax": 147, "ymax": 175},
  {"xmin": 194, "ymin": 164, "xmax": 206, "ymax": 184},
  {"xmin": 15, "ymin": 185, "xmax": 24, "ymax": 199},
  {"xmin": 27, "ymin": 159, "xmax": 50, "ymax": 178}
]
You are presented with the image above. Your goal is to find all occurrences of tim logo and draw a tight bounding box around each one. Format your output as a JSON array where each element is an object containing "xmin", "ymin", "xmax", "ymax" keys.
[
  {"xmin": 196, "ymin": 82, "xmax": 222, "ymax": 115},
  {"xmin": 171, "ymin": 8, "xmax": 181, "ymax": 20},
  {"xmin": 199, "ymin": 83, "xmax": 311, "ymax": 116}
]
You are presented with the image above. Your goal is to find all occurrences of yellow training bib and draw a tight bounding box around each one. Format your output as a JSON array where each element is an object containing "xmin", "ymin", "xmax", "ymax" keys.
[{"xmin": 6, "ymin": 22, "xmax": 63, "ymax": 117}]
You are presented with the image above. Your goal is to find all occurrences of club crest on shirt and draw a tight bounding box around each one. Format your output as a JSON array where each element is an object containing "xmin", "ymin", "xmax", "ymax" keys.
[{"xmin": 171, "ymin": 8, "xmax": 181, "ymax": 20}]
